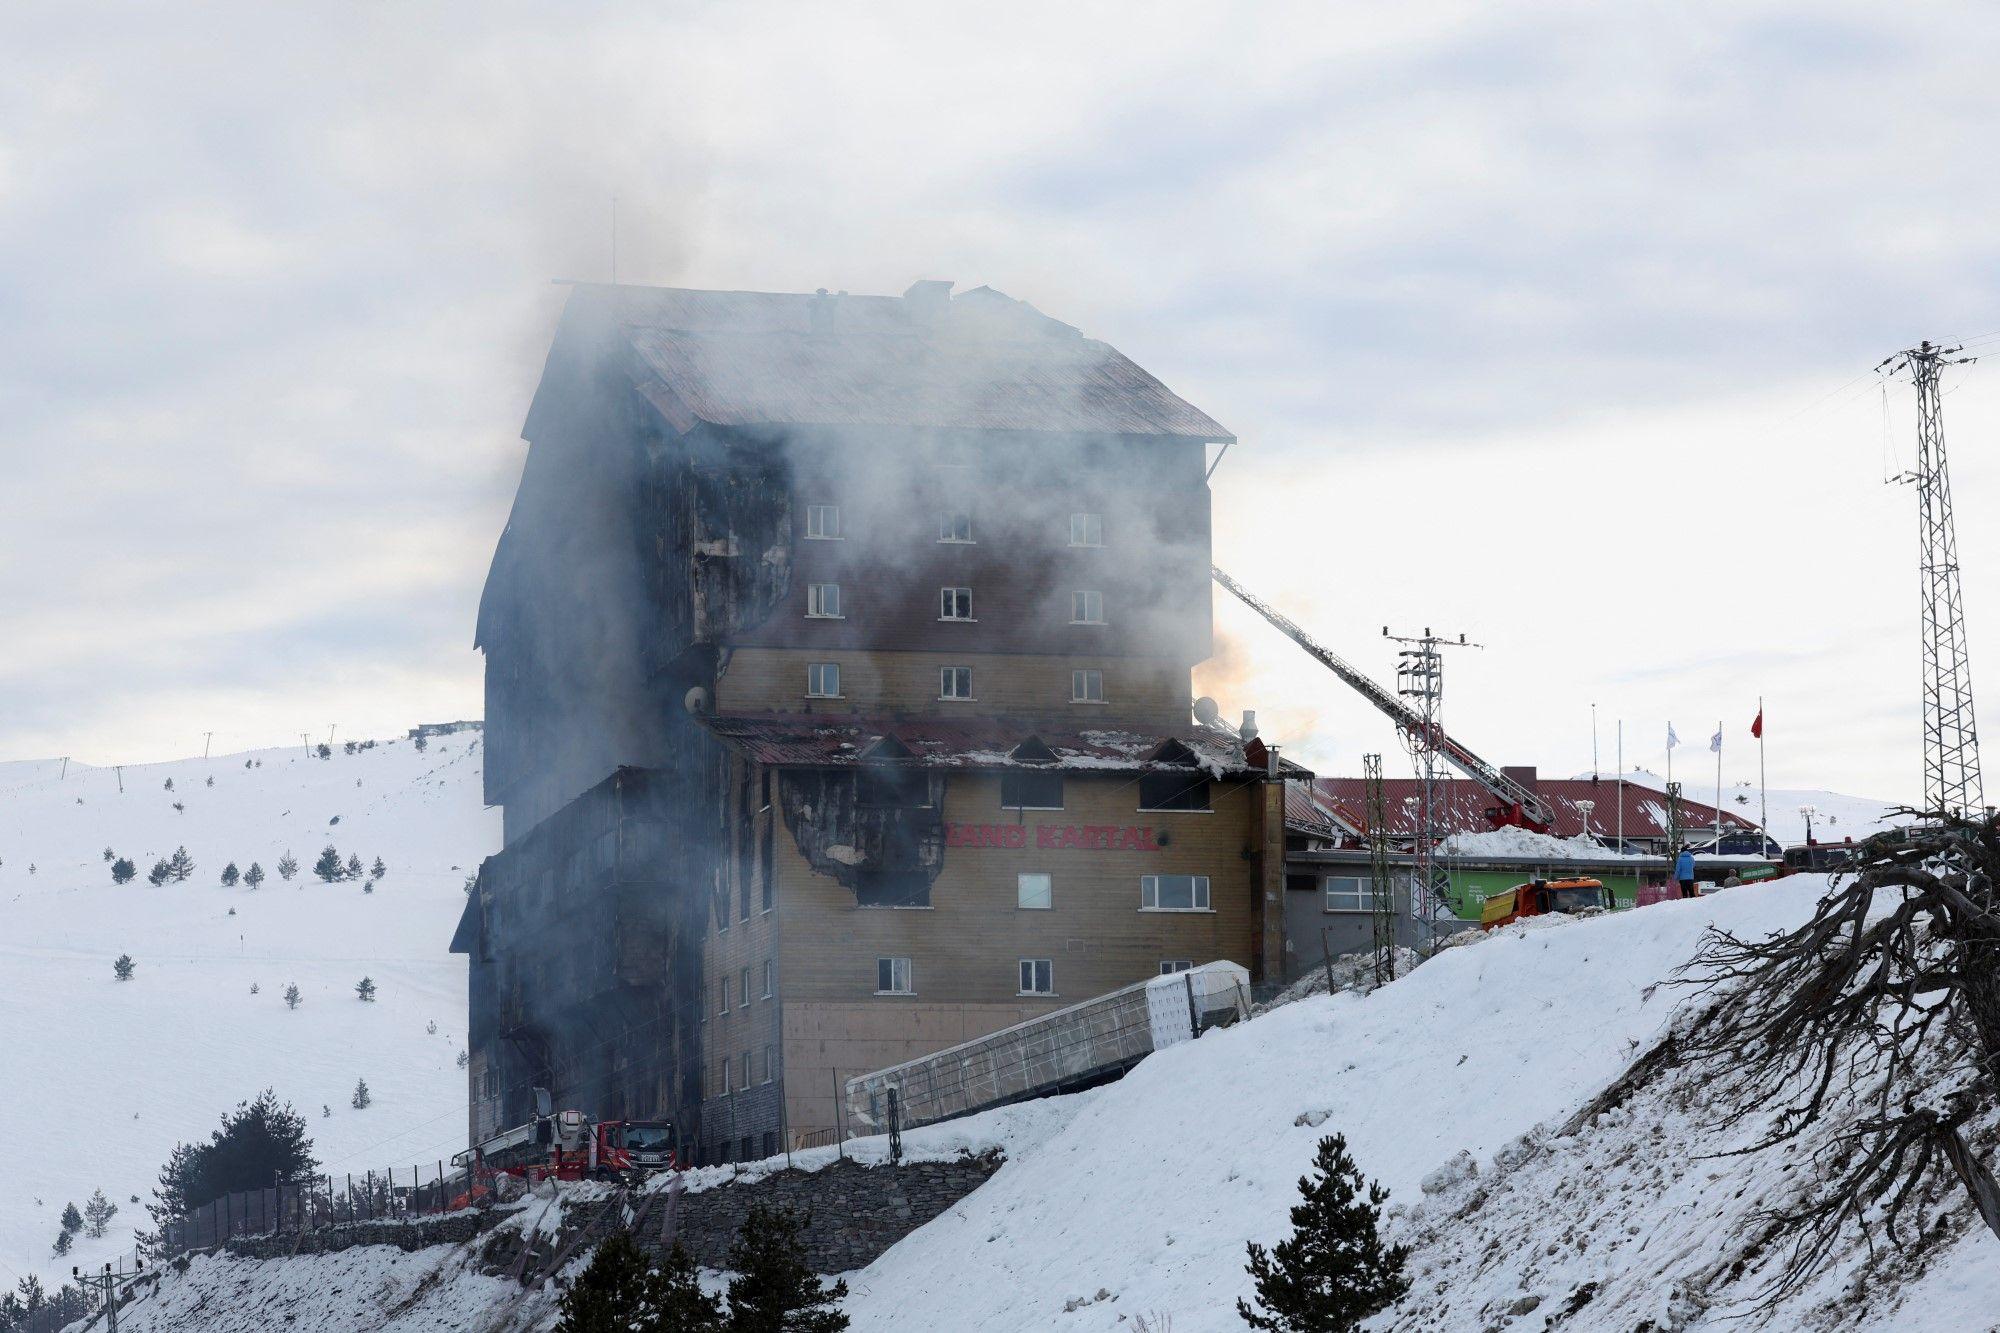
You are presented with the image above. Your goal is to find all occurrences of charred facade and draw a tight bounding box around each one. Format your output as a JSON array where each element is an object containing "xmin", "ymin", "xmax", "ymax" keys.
[{"xmin": 459, "ymin": 281, "xmax": 1289, "ymax": 1161}]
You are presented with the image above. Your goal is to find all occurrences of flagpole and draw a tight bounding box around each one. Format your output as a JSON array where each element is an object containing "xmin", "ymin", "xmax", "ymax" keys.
[
  {"xmin": 1617, "ymin": 720, "xmax": 1624, "ymax": 851},
  {"xmin": 1758, "ymin": 697, "xmax": 1768, "ymax": 853},
  {"xmin": 1714, "ymin": 720, "xmax": 1723, "ymax": 849}
]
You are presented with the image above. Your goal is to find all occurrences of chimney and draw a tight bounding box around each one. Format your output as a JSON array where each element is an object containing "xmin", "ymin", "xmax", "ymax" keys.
[
  {"xmin": 903, "ymin": 279, "xmax": 953, "ymax": 325},
  {"xmin": 1501, "ymin": 765, "xmax": 1539, "ymax": 791},
  {"xmin": 1238, "ymin": 710, "xmax": 1258, "ymax": 742}
]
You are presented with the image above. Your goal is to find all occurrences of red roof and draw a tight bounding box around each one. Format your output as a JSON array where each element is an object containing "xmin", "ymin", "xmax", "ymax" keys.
[
  {"xmin": 701, "ymin": 714, "xmax": 1263, "ymax": 775},
  {"xmin": 1301, "ymin": 776, "xmax": 1757, "ymax": 841}
]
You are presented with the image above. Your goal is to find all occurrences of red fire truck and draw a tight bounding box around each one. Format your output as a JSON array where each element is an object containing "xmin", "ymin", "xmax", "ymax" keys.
[{"xmin": 451, "ymin": 1105, "xmax": 676, "ymax": 1204}]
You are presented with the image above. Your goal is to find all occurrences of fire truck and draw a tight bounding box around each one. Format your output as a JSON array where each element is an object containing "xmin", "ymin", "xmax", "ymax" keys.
[{"xmin": 451, "ymin": 1097, "xmax": 676, "ymax": 1203}]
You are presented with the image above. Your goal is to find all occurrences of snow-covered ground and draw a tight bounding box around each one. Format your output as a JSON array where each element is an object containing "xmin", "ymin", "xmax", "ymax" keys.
[
  {"xmin": 0, "ymin": 738, "xmax": 498, "ymax": 1292},
  {"xmin": 1609, "ymin": 767, "xmax": 1909, "ymax": 846}
]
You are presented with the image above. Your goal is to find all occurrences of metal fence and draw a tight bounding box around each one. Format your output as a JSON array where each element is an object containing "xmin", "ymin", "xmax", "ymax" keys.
[{"xmin": 157, "ymin": 1164, "xmax": 473, "ymax": 1258}]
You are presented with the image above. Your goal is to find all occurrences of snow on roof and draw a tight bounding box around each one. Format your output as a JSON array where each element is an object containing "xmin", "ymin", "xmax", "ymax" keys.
[{"xmin": 1303, "ymin": 775, "xmax": 1758, "ymax": 840}]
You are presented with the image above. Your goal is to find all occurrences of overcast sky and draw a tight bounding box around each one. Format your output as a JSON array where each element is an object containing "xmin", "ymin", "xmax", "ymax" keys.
[{"xmin": 5, "ymin": 1, "xmax": 1999, "ymax": 805}]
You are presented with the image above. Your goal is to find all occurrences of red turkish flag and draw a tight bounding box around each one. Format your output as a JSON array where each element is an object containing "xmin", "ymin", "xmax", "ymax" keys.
[{"xmin": 1750, "ymin": 708, "xmax": 1764, "ymax": 740}]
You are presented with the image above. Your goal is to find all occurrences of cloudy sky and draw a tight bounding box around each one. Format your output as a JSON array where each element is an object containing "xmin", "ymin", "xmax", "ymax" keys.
[{"xmin": 5, "ymin": 0, "xmax": 1999, "ymax": 804}]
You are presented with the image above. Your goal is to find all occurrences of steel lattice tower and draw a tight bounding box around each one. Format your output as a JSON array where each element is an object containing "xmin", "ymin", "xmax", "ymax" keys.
[
  {"xmin": 1387, "ymin": 628, "xmax": 1476, "ymax": 944},
  {"xmin": 1883, "ymin": 341, "xmax": 1984, "ymax": 816},
  {"xmin": 1363, "ymin": 753, "xmax": 1398, "ymax": 987}
]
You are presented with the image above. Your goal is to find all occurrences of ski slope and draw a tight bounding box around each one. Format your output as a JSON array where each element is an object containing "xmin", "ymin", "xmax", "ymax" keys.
[
  {"xmin": 1612, "ymin": 767, "xmax": 1908, "ymax": 846},
  {"xmin": 0, "ymin": 738, "xmax": 499, "ymax": 1292}
]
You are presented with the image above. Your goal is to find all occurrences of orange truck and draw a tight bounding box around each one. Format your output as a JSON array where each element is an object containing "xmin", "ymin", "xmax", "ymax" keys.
[{"xmin": 1480, "ymin": 877, "xmax": 1611, "ymax": 930}]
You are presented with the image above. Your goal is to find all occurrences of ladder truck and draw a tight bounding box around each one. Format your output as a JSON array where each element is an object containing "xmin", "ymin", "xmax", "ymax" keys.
[{"xmin": 1211, "ymin": 566, "xmax": 1556, "ymax": 832}]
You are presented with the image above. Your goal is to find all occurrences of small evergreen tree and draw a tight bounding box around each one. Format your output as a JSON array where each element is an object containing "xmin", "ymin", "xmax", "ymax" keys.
[
  {"xmin": 167, "ymin": 846, "xmax": 195, "ymax": 881},
  {"xmin": 355, "ymin": 976, "xmax": 377, "ymax": 1002},
  {"xmin": 724, "ymin": 1202, "xmax": 849, "ymax": 1332},
  {"xmin": 312, "ymin": 846, "xmax": 342, "ymax": 882},
  {"xmin": 413, "ymin": 734, "xmax": 428, "ymax": 752},
  {"xmin": 51, "ymin": 1227, "xmax": 71, "ymax": 1257},
  {"xmin": 147, "ymin": 860, "xmax": 170, "ymax": 887},
  {"xmin": 250, "ymin": 981, "xmax": 259, "ymax": 994},
  {"xmin": 85, "ymin": 1188, "xmax": 118, "ymax": 1238},
  {"xmin": 284, "ymin": 983, "xmax": 302, "ymax": 1010},
  {"xmin": 60, "ymin": 1202, "xmax": 83, "ymax": 1235},
  {"xmin": 343, "ymin": 740, "xmax": 357, "ymax": 755},
  {"xmin": 277, "ymin": 850, "xmax": 299, "ymax": 882},
  {"xmin": 1237, "ymin": 1133, "xmax": 1408, "ymax": 1333},
  {"xmin": 113, "ymin": 954, "xmax": 135, "ymax": 982},
  {"xmin": 351, "ymin": 1078, "xmax": 371, "ymax": 1110},
  {"xmin": 102, "ymin": 846, "xmax": 115, "ymax": 862},
  {"xmin": 111, "ymin": 857, "xmax": 136, "ymax": 885},
  {"xmin": 316, "ymin": 743, "xmax": 331, "ymax": 760},
  {"xmin": 456, "ymin": 1049, "xmax": 470, "ymax": 1069},
  {"xmin": 220, "ymin": 862, "xmax": 240, "ymax": 887},
  {"xmin": 344, "ymin": 852, "xmax": 365, "ymax": 880},
  {"xmin": 205, "ymin": 775, "xmax": 214, "ymax": 787},
  {"xmin": 371, "ymin": 856, "xmax": 386, "ymax": 880},
  {"xmin": 244, "ymin": 861, "xmax": 265, "ymax": 890},
  {"xmin": 163, "ymin": 777, "xmax": 174, "ymax": 792}
]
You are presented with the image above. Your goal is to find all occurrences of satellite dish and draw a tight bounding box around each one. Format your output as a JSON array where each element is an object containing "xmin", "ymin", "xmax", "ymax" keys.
[
  {"xmin": 684, "ymin": 685, "xmax": 711, "ymax": 716},
  {"xmin": 1192, "ymin": 696, "xmax": 1220, "ymax": 725}
]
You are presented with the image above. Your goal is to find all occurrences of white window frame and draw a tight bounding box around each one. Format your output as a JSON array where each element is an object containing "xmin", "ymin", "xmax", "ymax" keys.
[
  {"xmin": 1071, "ymin": 590, "xmax": 1105, "ymax": 624},
  {"xmin": 763, "ymin": 1043, "xmax": 776, "ymax": 1084},
  {"xmin": 1159, "ymin": 959, "xmax": 1195, "ymax": 975},
  {"xmin": 1071, "ymin": 668, "xmax": 1105, "ymax": 703},
  {"xmin": 762, "ymin": 960, "xmax": 775, "ymax": 999},
  {"xmin": 876, "ymin": 956, "xmax": 913, "ymax": 995},
  {"xmin": 1322, "ymin": 875, "xmax": 1377, "ymax": 913},
  {"xmin": 1016, "ymin": 872, "xmax": 1053, "ymax": 911},
  {"xmin": 740, "ymin": 966, "xmax": 752, "ymax": 1008},
  {"xmin": 939, "ymin": 587, "xmax": 974, "ymax": 621},
  {"xmin": 722, "ymin": 1058, "xmax": 732, "ymax": 1094},
  {"xmin": 1141, "ymin": 874, "xmax": 1212, "ymax": 912},
  {"xmin": 719, "ymin": 976, "xmax": 730, "ymax": 1014},
  {"xmin": 805, "ymin": 504, "xmax": 842, "ymax": 540},
  {"xmin": 1070, "ymin": 512, "xmax": 1103, "ymax": 547},
  {"xmin": 939, "ymin": 665, "xmax": 974, "ymax": 700},
  {"xmin": 806, "ymin": 662, "xmax": 842, "ymax": 698},
  {"xmin": 1018, "ymin": 958, "xmax": 1054, "ymax": 995},
  {"xmin": 806, "ymin": 582, "xmax": 843, "ymax": 619},
  {"xmin": 741, "ymin": 1051, "xmax": 752, "ymax": 1089},
  {"xmin": 939, "ymin": 510, "xmax": 974, "ymax": 543}
]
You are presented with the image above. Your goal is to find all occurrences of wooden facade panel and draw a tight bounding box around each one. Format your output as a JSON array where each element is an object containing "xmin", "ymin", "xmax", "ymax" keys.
[{"xmin": 714, "ymin": 646, "xmax": 1191, "ymax": 725}]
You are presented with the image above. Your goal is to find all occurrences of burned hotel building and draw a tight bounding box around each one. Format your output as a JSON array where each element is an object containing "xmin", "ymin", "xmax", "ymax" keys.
[{"xmin": 455, "ymin": 280, "xmax": 1290, "ymax": 1163}]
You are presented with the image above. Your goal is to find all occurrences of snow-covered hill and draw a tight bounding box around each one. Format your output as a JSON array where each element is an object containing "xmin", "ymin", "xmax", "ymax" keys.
[
  {"xmin": 0, "ymin": 737, "xmax": 499, "ymax": 1291},
  {"xmin": 1610, "ymin": 767, "xmax": 1908, "ymax": 846}
]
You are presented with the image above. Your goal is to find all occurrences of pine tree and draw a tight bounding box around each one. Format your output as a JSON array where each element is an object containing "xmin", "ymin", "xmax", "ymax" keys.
[
  {"xmin": 724, "ymin": 1202, "xmax": 848, "ymax": 1332},
  {"xmin": 277, "ymin": 851, "xmax": 299, "ymax": 882},
  {"xmin": 85, "ymin": 1188, "xmax": 118, "ymax": 1238},
  {"xmin": 456, "ymin": 1049, "xmax": 470, "ymax": 1069},
  {"xmin": 244, "ymin": 861, "xmax": 265, "ymax": 890},
  {"xmin": 113, "ymin": 954, "xmax": 135, "ymax": 982},
  {"xmin": 168, "ymin": 846, "xmax": 195, "ymax": 881},
  {"xmin": 315, "ymin": 743, "xmax": 331, "ymax": 760},
  {"xmin": 413, "ymin": 734, "xmax": 428, "ymax": 752},
  {"xmin": 163, "ymin": 777, "xmax": 174, "ymax": 792},
  {"xmin": 60, "ymin": 1202, "xmax": 83, "ymax": 1235},
  {"xmin": 344, "ymin": 853, "xmax": 365, "ymax": 881},
  {"xmin": 147, "ymin": 860, "xmax": 170, "ymax": 887},
  {"xmin": 284, "ymin": 983, "xmax": 302, "ymax": 1010},
  {"xmin": 52, "ymin": 1227, "xmax": 71, "ymax": 1257},
  {"xmin": 1237, "ymin": 1133, "xmax": 1408, "ymax": 1333},
  {"xmin": 371, "ymin": 856, "xmax": 386, "ymax": 880},
  {"xmin": 312, "ymin": 847, "xmax": 342, "ymax": 882},
  {"xmin": 351, "ymin": 1078, "xmax": 371, "ymax": 1110},
  {"xmin": 16, "ymin": 1274, "xmax": 45, "ymax": 1314},
  {"xmin": 355, "ymin": 976, "xmax": 377, "ymax": 1002},
  {"xmin": 220, "ymin": 862, "xmax": 240, "ymax": 887},
  {"xmin": 103, "ymin": 846, "xmax": 115, "ymax": 861},
  {"xmin": 111, "ymin": 857, "xmax": 136, "ymax": 885},
  {"xmin": 556, "ymin": 1234, "xmax": 722, "ymax": 1333}
]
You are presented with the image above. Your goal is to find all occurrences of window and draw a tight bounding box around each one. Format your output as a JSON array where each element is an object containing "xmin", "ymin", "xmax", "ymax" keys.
[
  {"xmin": 1142, "ymin": 874, "xmax": 1212, "ymax": 911},
  {"xmin": 1323, "ymin": 875, "xmax": 1377, "ymax": 912},
  {"xmin": 1071, "ymin": 590, "xmax": 1104, "ymax": 624},
  {"xmin": 1139, "ymin": 772, "xmax": 1211, "ymax": 811},
  {"xmin": 940, "ymin": 510, "xmax": 974, "ymax": 543},
  {"xmin": 722, "ymin": 1058, "xmax": 732, "ymax": 1094},
  {"xmin": 1160, "ymin": 959, "xmax": 1195, "ymax": 975},
  {"xmin": 1001, "ymin": 770, "xmax": 1063, "ymax": 809},
  {"xmin": 763, "ymin": 1044, "xmax": 776, "ymax": 1084},
  {"xmin": 762, "ymin": 960, "xmax": 775, "ymax": 998},
  {"xmin": 805, "ymin": 504, "xmax": 841, "ymax": 539},
  {"xmin": 939, "ymin": 666, "xmax": 973, "ymax": 700},
  {"xmin": 1017, "ymin": 872, "xmax": 1053, "ymax": 910},
  {"xmin": 719, "ymin": 976, "xmax": 730, "ymax": 1014},
  {"xmin": 1070, "ymin": 512, "xmax": 1103, "ymax": 547},
  {"xmin": 939, "ymin": 587, "xmax": 973, "ymax": 620},
  {"xmin": 806, "ymin": 662, "xmax": 841, "ymax": 698},
  {"xmin": 1071, "ymin": 669, "xmax": 1104, "ymax": 703},
  {"xmin": 740, "ymin": 966, "xmax": 752, "ymax": 1008},
  {"xmin": 740, "ymin": 1052, "xmax": 752, "ymax": 1089},
  {"xmin": 806, "ymin": 582, "xmax": 842, "ymax": 618},
  {"xmin": 876, "ymin": 956, "xmax": 913, "ymax": 994},
  {"xmin": 1018, "ymin": 959, "xmax": 1054, "ymax": 995}
]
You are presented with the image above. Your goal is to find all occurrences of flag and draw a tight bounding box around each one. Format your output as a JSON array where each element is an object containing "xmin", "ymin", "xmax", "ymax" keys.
[
  {"xmin": 1667, "ymin": 724, "xmax": 1680, "ymax": 751},
  {"xmin": 1710, "ymin": 727, "xmax": 1723, "ymax": 754},
  {"xmin": 1751, "ymin": 707, "xmax": 1763, "ymax": 740}
]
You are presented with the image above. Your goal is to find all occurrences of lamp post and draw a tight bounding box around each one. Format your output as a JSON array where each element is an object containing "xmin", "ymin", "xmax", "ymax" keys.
[
  {"xmin": 1799, "ymin": 804, "xmax": 1818, "ymax": 845},
  {"xmin": 1576, "ymin": 799, "xmax": 1596, "ymax": 843}
]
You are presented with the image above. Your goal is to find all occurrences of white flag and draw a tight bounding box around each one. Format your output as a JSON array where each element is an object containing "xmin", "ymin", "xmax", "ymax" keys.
[
  {"xmin": 1666, "ymin": 724, "xmax": 1680, "ymax": 751},
  {"xmin": 1709, "ymin": 727, "xmax": 1723, "ymax": 754}
]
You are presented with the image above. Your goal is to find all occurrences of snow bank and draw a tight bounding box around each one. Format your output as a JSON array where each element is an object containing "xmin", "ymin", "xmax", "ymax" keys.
[{"xmin": 1439, "ymin": 826, "xmax": 1646, "ymax": 860}]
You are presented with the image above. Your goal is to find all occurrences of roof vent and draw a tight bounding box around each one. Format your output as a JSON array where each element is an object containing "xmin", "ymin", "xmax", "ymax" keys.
[{"xmin": 903, "ymin": 279, "xmax": 953, "ymax": 325}]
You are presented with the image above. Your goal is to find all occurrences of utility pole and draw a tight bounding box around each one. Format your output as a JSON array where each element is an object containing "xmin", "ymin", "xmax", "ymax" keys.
[
  {"xmin": 202, "ymin": 732, "xmax": 213, "ymax": 760},
  {"xmin": 1363, "ymin": 753, "xmax": 1397, "ymax": 987},
  {"xmin": 301, "ymin": 733, "xmax": 312, "ymax": 756},
  {"xmin": 1384, "ymin": 626, "xmax": 1481, "ymax": 945},
  {"xmin": 60, "ymin": 756, "xmax": 69, "ymax": 780},
  {"xmin": 1881, "ymin": 340, "xmax": 1983, "ymax": 816},
  {"xmin": 75, "ymin": 1260, "xmax": 137, "ymax": 1331}
]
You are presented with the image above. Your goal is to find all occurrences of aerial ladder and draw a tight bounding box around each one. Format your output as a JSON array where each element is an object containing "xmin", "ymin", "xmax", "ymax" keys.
[{"xmin": 1211, "ymin": 566, "xmax": 1556, "ymax": 832}]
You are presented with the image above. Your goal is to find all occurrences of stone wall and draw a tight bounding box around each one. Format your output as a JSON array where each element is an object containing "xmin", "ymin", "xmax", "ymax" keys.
[
  {"xmin": 223, "ymin": 1208, "xmax": 501, "ymax": 1260},
  {"xmin": 640, "ymin": 1152, "xmax": 1002, "ymax": 1274}
]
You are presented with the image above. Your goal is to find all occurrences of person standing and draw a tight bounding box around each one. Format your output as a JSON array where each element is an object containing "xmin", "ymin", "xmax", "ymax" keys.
[{"xmin": 1675, "ymin": 846, "xmax": 1697, "ymax": 898}]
